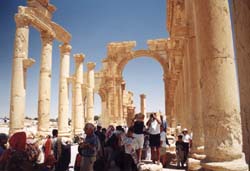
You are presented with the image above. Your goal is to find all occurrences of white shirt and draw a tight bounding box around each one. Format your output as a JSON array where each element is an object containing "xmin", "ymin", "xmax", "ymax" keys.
[
  {"xmin": 160, "ymin": 131, "xmax": 167, "ymax": 147},
  {"xmin": 148, "ymin": 119, "xmax": 160, "ymax": 135},
  {"xmin": 183, "ymin": 134, "xmax": 191, "ymax": 143}
]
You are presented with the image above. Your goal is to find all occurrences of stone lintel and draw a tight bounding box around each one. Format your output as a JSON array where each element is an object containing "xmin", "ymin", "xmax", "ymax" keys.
[
  {"xmin": 23, "ymin": 58, "xmax": 35, "ymax": 69},
  {"xmin": 87, "ymin": 62, "xmax": 96, "ymax": 71},
  {"xmin": 108, "ymin": 41, "xmax": 136, "ymax": 55},
  {"xmin": 17, "ymin": 6, "xmax": 71, "ymax": 43},
  {"xmin": 147, "ymin": 39, "xmax": 168, "ymax": 51},
  {"xmin": 27, "ymin": 0, "xmax": 56, "ymax": 15},
  {"xmin": 74, "ymin": 53, "xmax": 85, "ymax": 63},
  {"xmin": 51, "ymin": 21, "xmax": 71, "ymax": 43}
]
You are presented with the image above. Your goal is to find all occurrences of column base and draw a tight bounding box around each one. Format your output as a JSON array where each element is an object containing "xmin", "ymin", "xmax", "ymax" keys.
[
  {"xmin": 73, "ymin": 129, "xmax": 83, "ymax": 136},
  {"xmin": 201, "ymin": 157, "xmax": 249, "ymax": 171},
  {"xmin": 37, "ymin": 130, "xmax": 51, "ymax": 137},
  {"xmin": 9, "ymin": 128, "xmax": 24, "ymax": 135},
  {"xmin": 58, "ymin": 131, "xmax": 71, "ymax": 137},
  {"xmin": 188, "ymin": 157, "xmax": 205, "ymax": 171}
]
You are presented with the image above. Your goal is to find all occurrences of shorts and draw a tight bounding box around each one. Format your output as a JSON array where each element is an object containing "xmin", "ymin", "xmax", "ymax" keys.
[
  {"xmin": 149, "ymin": 134, "xmax": 160, "ymax": 148},
  {"xmin": 160, "ymin": 147, "xmax": 167, "ymax": 156},
  {"xmin": 133, "ymin": 133, "xmax": 144, "ymax": 149}
]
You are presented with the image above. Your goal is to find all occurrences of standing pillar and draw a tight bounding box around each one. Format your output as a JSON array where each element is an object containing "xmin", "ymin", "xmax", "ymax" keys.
[
  {"xmin": 73, "ymin": 54, "xmax": 85, "ymax": 135},
  {"xmin": 37, "ymin": 31, "xmax": 54, "ymax": 135},
  {"xmin": 140, "ymin": 94, "xmax": 146, "ymax": 116},
  {"xmin": 194, "ymin": 0, "xmax": 248, "ymax": 170},
  {"xmin": 86, "ymin": 62, "xmax": 96, "ymax": 123},
  {"xmin": 232, "ymin": 0, "xmax": 250, "ymax": 167},
  {"xmin": 58, "ymin": 43, "xmax": 71, "ymax": 137},
  {"xmin": 9, "ymin": 15, "xmax": 31, "ymax": 134},
  {"xmin": 70, "ymin": 76, "xmax": 76, "ymax": 136}
]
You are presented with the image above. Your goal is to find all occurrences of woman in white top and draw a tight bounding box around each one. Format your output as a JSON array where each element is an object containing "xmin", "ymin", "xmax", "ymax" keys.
[{"xmin": 146, "ymin": 113, "xmax": 161, "ymax": 164}]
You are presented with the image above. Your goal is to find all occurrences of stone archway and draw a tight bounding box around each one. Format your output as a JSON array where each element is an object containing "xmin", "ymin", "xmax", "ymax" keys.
[{"xmin": 96, "ymin": 40, "xmax": 171, "ymax": 126}]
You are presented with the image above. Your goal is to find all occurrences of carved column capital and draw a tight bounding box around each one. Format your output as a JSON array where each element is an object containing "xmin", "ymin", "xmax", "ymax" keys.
[
  {"xmin": 140, "ymin": 94, "xmax": 146, "ymax": 99},
  {"xmin": 41, "ymin": 31, "xmax": 54, "ymax": 45},
  {"xmin": 15, "ymin": 14, "xmax": 29, "ymax": 28},
  {"xmin": 87, "ymin": 62, "xmax": 96, "ymax": 71},
  {"xmin": 59, "ymin": 43, "xmax": 72, "ymax": 55},
  {"xmin": 74, "ymin": 53, "xmax": 85, "ymax": 63}
]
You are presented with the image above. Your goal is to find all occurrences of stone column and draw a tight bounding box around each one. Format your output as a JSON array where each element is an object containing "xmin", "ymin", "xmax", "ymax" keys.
[
  {"xmin": 232, "ymin": 0, "xmax": 250, "ymax": 167},
  {"xmin": 140, "ymin": 94, "xmax": 146, "ymax": 116},
  {"xmin": 69, "ymin": 76, "xmax": 75, "ymax": 136},
  {"xmin": 86, "ymin": 62, "xmax": 96, "ymax": 123},
  {"xmin": 194, "ymin": 0, "xmax": 248, "ymax": 170},
  {"xmin": 127, "ymin": 106, "xmax": 135, "ymax": 127},
  {"xmin": 9, "ymin": 15, "xmax": 30, "ymax": 134},
  {"xmin": 37, "ymin": 31, "xmax": 54, "ymax": 135},
  {"xmin": 73, "ymin": 54, "xmax": 85, "ymax": 135},
  {"xmin": 58, "ymin": 43, "xmax": 71, "ymax": 137}
]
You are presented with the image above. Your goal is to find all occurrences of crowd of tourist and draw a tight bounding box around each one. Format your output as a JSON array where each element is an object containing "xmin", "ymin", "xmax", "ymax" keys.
[{"xmin": 0, "ymin": 113, "xmax": 192, "ymax": 171}]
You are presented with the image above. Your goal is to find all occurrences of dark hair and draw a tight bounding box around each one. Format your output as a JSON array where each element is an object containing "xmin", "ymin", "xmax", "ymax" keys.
[
  {"xmin": 178, "ymin": 135, "xmax": 183, "ymax": 139},
  {"xmin": 52, "ymin": 129, "xmax": 58, "ymax": 137}
]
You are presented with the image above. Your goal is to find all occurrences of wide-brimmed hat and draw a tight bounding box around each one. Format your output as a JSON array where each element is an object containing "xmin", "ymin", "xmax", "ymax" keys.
[{"xmin": 183, "ymin": 128, "xmax": 188, "ymax": 132}]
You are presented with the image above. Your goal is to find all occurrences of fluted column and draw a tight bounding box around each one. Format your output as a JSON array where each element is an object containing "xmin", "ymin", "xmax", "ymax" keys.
[
  {"xmin": 73, "ymin": 54, "xmax": 84, "ymax": 135},
  {"xmin": 232, "ymin": 0, "xmax": 250, "ymax": 167},
  {"xmin": 58, "ymin": 43, "xmax": 71, "ymax": 137},
  {"xmin": 9, "ymin": 15, "xmax": 32, "ymax": 134},
  {"xmin": 194, "ymin": 0, "xmax": 248, "ymax": 170},
  {"xmin": 86, "ymin": 62, "xmax": 96, "ymax": 123},
  {"xmin": 140, "ymin": 94, "xmax": 146, "ymax": 116},
  {"xmin": 37, "ymin": 31, "xmax": 54, "ymax": 135},
  {"xmin": 70, "ymin": 76, "xmax": 76, "ymax": 136}
]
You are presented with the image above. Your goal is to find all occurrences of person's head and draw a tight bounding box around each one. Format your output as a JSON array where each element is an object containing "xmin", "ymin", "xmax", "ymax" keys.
[
  {"xmin": 84, "ymin": 123, "xmax": 95, "ymax": 136},
  {"xmin": 52, "ymin": 129, "xmax": 58, "ymax": 137},
  {"xmin": 160, "ymin": 125, "xmax": 164, "ymax": 132},
  {"xmin": 97, "ymin": 125, "xmax": 102, "ymax": 131},
  {"xmin": 127, "ymin": 126, "xmax": 134, "ymax": 137},
  {"xmin": 182, "ymin": 128, "xmax": 188, "ymax": 134},
  {"xmin": 178, "ymin": 134, "xmax": 183, "ymax": 141},
  {"xmin": 9, "ymin": 131, "xmax": 26, "ymax": 151},
  {"xmin": 0, "ymin": 133, "xmax": 8, "ymax": 146},
  {"xmin": 101, "ymin": 128, "xmax": 106, "ymax": 134},
  {"xmin": 150, "ymin": 113, "xmax": 154, "ymax": 119},
  {"xmin": 116, "ymin": 125, "xmax": 122, "ymax": 131}
]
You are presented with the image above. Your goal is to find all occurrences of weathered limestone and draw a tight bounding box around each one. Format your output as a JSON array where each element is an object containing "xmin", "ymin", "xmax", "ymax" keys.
[
  {"xmin": 194, "ymin": 0, "xmax": 248, "ymax": 170},
  {"xmin": 58, "ymin": 43, "xmax": 71, "ymax": 137},
  {"xmin": 232, "ymin": 0, "xmax": 250, "ymax": 167},
  {"xmin": 73, "ymin": 54, "xmax": 85, "ymax": 135},
  {"xmin": 184, "ymin": 2, "xmax": 205, "ymax": 169},
  {"xmin": 37, "ymin": 31, "xmax": 54, "ymax": 135},
  {"xmin": 140, "ymin": 94, "xmax": 146, "ymax": 116},
  {"xmin": 9, "ymin": 14, "xmax": 35, "ymax": 134},
  {"xmin": 86, "ymin": 62, "xmax": 96, "ymax": 123},
  {"xmin": 127, "ymin": 106, "xmax": 135, "ymax": 127}
]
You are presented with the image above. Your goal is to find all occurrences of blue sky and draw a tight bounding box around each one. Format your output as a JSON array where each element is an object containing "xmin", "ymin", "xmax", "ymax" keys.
[{"xmin": 0, "ymin": 0, "xmax": 168, "ymax": 118}]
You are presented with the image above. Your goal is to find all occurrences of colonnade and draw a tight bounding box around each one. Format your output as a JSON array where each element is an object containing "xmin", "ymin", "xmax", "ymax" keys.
[
  {"xmin": 8, "ymin": 1, "xmax": 250, "ymax": 170},
  {"xmin": 167, "ymin": 0, "xmax": 249, "ymax": 170}
]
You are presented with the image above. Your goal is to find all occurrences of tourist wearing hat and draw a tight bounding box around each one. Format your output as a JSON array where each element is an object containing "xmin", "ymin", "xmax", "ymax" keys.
[{"xmin": 182, "ymin": 128, "xmax": 192, "ymax": 165}]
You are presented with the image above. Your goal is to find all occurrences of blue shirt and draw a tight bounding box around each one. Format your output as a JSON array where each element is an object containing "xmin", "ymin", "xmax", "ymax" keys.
[{"xmin": 81, "ymin": 134, "xmax": 98, "ymax": 157}]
